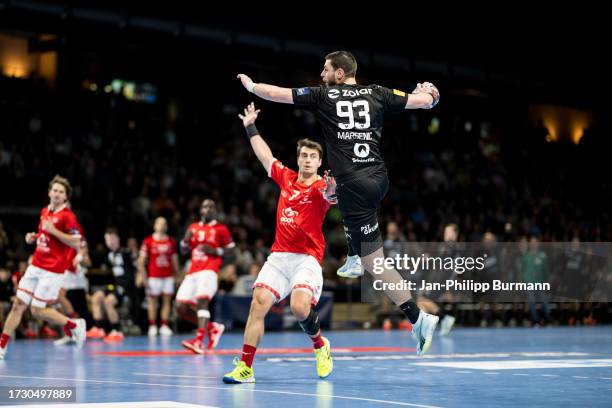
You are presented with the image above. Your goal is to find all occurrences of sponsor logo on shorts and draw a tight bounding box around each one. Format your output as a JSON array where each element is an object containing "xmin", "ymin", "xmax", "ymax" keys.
[{"xmin": 361, "ymin": 223, "xmax": 379, "ymax": 235}]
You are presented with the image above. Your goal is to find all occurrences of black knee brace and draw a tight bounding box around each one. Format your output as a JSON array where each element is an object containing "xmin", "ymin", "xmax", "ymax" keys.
[{"xmin": 298, "ymin": 310, "xmax": 320, "ymax": 336}]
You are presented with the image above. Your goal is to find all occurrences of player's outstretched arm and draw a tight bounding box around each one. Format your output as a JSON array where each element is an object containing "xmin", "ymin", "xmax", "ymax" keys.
[
  {"xmin": 406, "ymin": 82, "xmax": 440, "ymax": 109},
  {"xmin": 237, "ymin": 74, "xmax": 294, "ymax": 104},
  {"xmin": 238, "ymin": 102, "xmax": 275, "ymax": 174}
]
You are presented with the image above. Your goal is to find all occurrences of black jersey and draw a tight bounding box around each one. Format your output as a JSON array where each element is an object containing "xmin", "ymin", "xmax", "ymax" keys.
[{"xmin": 292, "ymin": 83, "xmax": 408, "ymax": 180}]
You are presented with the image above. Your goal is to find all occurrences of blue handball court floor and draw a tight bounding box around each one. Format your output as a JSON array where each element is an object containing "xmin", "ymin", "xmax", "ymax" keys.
[{"xmin": 0, "ymin": 326, "xmax": 611, "ymax": 407}]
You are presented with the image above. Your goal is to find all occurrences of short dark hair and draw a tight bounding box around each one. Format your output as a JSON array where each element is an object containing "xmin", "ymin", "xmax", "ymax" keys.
[
  {"xmin": 48, "ymin": 175, "xmax": 72, "ymax": 199},
  {"xmin": 296, "ymin": 138, "xmax": 323, "ymax": 159},
  {"xmin": 325, "ymin": 51, "xmax": 357, "ymax": 77},
  {"xmin": 105, "ymin": 227, "xmax": 119, "ymax": 236}
]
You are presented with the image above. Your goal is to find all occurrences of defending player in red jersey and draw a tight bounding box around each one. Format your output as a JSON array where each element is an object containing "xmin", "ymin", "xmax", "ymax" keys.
[
  {"xmin": 223, "ymin": 103, "xmax": 336, "ymax": 383},
  {"xmin": 177, "ymin": 199, "xmax": 235, "ymax": 353}
]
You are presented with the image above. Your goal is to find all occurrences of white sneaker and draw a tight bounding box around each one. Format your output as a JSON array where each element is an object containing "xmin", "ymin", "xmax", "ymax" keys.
[
  {"xmin": 0, "ymin": 344, "xmax": 6, "ymax": 359},
  {"xmin": 159, "ymin": 325, "xmax": 173, "ymax": 337},
  {"xmin": 71, "ymin": 318, "xmax": 86, "ymax": 348},
  {"xmin": 207, "ymin": 322, "xmax": 225, "ymax": 349},
  {"xmin": 54, "ymin": 336, "xmax": 75, "ymax": 346},
  {"xmin": 412, "ymin": 312, "xmax": 439, "ymax": 356},
  {"xmin": 148, "ymin": 326, "xmax": 158, "ymax": 337},
  {"xmin": 439, "ymin": 315, "xmax": 456, "ymax": 336},
  {"xmin": 337, "ymin": 255, "xmax": 363, "ymax": 278}
]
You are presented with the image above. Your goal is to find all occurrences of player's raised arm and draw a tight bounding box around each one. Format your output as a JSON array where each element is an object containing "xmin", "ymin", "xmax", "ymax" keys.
[
  {"xmin": 237, "ymin": 74, "xmax": 294, "ymax": 104},
  {"xmin": 239, "ymin": 103, "xmax": 275, "ymax": 174},
  {"xmin": 406, "ymin": 82, "xmax": 440, "ymax": 109}
]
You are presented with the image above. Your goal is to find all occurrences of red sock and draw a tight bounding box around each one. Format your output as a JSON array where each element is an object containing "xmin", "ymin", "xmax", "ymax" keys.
[
  {"xmin": 149, "ymin": 320, "xmax": 156, "ymax": 327},
  {"xmin": 161, "ymin": 320, "xmax": 168, "ymax": 326},
  {"xmin": 241, "ymin": 344, "xmax": 257, "ymax": 367},
  {"xmin": 207, "ymin": 321, "xmax": 214, "ymax": 332},
  {"xmin": 63, "ymin": 320, "xmax": 77, "ymax": 337},
  {"xmin": 0, "ymin": 333, "xmax": 10, "ymax": 348},
  {"xmin": 311, "ymin": 332, "xmax": 325, "ymax": 349},
  {"xmin": 196, "ymin": 328, "xmax": 206, "ymax": 341}
]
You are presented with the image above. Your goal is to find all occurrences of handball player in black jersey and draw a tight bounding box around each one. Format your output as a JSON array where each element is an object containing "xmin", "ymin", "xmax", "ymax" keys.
[{"xmin": 238, "ymin": 51, "xmax": 440, "ymax": 354}]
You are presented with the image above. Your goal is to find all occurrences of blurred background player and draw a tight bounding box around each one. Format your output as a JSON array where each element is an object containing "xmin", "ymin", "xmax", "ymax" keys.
[
  {"xmin": 55, "ymin": 217, "xmax": 91, "ymax": 346},
  {"xmin": 238, "ymin": 51, "xmax": 441, "ymax": 354},
  {"xmin": 1, "ymin": 175, "xmax": 86, "ymax": 359},
  {"xmin": 137, "ymin": 216, "xmax": 179, "ymax": 337},
  {"xmin": 86, "ymin": 227, "xmax": 136, "ymax": 342},
  {"xmin": 223, "ymin": 103, "xmax": 335, "ymax": 383},
  {"xmin": 177, "ymin": 199, "xmax": 235, "ymax": 354}
]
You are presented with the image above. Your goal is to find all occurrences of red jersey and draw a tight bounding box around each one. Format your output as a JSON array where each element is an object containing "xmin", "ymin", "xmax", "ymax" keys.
[
  {"xmin": 66, "ymin": 222, "xmax": 85, "ymax": 273},
  {"xmin": 31, "ymin": 206, "xmax": 81, "ymax": 274},
  {"xmin": 185, "ymin": 221, "xmax": 234, "ymax": 274},
  {"xmin": 139, "ymin": 235, "xmax": 177, "ymax": 278},
  {"xmin": 269, "ymin": 160, "xmax": 331, "ymax": 263}
]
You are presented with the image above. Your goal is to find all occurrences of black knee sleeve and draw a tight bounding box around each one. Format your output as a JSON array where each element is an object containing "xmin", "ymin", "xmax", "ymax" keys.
[{"xmin": 298, "ymin": 310, "xmax": 320, "ymax": 336}]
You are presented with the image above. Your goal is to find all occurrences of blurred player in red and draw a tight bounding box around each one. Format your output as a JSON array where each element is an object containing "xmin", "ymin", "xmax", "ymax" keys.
[
  {"xmin": 0, "ymin": 175, "xmax": 86, "ymax": 359},
  {"xmin": 223, "ymin": 103, "xmax": 336, "ymax": 383},
  {"xmin": 177, "ymin": 199, "xmax": 235, "ymax": 353},
  {"xmin": 138, "ymin": 217, "xmax": 179, "ymax": 337},
  {"xmin": 55, "ymin": 218, "xmax": 91, "ymax": 346}
]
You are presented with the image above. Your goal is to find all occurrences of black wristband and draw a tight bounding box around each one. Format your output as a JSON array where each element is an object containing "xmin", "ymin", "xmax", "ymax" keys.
[{"xmin": 245, "ymin": 124, "xmax": 260, "ymax": 138}]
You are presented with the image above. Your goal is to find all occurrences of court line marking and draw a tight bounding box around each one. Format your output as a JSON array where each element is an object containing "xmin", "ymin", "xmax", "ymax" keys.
[
  {"xmin": 0, "ymin": 374, "xmax": 442, "ymax": 408},
  {"xmin": 133, "ymin": 372, "xmax": 218, "ymax": 379},
  {"xmin": 512, "ymin": 374, "xmax": 530, "ymax": 376},
  {"xmin": 265, "ymin": 352, "xmax": 590, "ymax": 363},
  {"xmin": 0, "ymin": 403, "xmax": 216, "ymax": 408},
  {"xmin": 413, "ymin": 359, "xmax": 612, "ymax": 370}
]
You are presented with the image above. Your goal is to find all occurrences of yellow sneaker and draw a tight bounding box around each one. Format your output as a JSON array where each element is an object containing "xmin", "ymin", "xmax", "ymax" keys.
[
  {"xmin": 222, "ymin": 358, "xmax": 255, "ymax": 384},
  {"xmin": 314, "ymin": 337, "xmax": 333, "ymax": 378}
]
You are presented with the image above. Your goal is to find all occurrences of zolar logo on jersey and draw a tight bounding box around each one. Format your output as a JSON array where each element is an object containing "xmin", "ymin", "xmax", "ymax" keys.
[
  {"xmin": 328, "ymin": 88, "xmax": 373, "ymax": 99},
  {"xmin": 280, "ymin": 207, "xmax": 299, "ymax": 224}
]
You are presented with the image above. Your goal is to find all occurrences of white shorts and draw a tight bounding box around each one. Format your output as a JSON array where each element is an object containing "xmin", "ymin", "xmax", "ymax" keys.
[
  {"xmin": 175, "ymin": 270, "xmax": 218, "ymax": 305},
  {"xmin": 147, "ymin": 277, "xmax": 175, "ymax": 297},
  {"xmin": 254, "ymin": 252, "xmax": 323, "ymax": 305},
  {"xmin": 17, "ymin": 265, "xmax": 64, "ymax": 308},
  {"xmin": 62, "ymin": 269, "xmax": 88, "ymax": 291}
]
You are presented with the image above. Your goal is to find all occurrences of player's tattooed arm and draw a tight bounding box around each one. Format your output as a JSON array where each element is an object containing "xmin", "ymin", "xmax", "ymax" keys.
[
  {"xmin": 239, "ymin": 102, "xmax": 275, "ymax": 174},
  {"xmin": 237, "ymin": 74, "xmax": 294, "ymax": 104}
]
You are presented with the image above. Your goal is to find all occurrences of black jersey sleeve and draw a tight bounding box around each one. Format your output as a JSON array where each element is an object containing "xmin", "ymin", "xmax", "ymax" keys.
[
  {"xmin": 292, "ymin": 86, "xmax": 322, "ymax": 108},
  {"xmin": 379, "ymin": 86, "xmax": 409, "ymax": 114}
]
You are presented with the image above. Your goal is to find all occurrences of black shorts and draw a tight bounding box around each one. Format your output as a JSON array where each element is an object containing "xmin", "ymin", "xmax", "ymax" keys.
[
  {"xmin": 90, "ymin": 284, "xmax": 125, "ymax": 307},
  {"xmin": 336, "ymin": 168, "xmax": 389, "ymax": 256}
]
